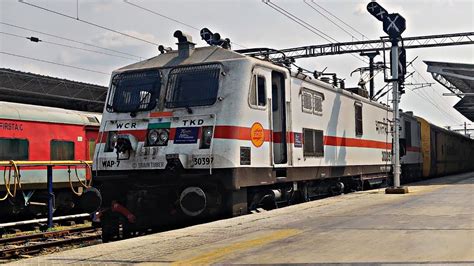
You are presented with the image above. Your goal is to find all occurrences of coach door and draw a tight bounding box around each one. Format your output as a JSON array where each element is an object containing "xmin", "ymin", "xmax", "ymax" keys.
[{"xmin": 271, "ymin": 71, "xmax": 288, "ymax": 165}]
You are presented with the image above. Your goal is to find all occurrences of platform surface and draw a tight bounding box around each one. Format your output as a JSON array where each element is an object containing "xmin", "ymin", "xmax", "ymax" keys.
[{"xmin": 11, "ymin": 172, "xmax": 474, "ymax": 265}]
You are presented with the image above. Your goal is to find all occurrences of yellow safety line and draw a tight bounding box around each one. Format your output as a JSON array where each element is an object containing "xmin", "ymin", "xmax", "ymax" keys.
[{"xmin": 171, "ymin": 229, "xmax": 301, "ymax": 266}]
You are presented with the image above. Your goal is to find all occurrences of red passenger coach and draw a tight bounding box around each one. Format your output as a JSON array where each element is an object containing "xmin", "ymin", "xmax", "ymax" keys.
[{"xmin": 0, "ymin": 101, "xmax": 101, "ymax": 220}]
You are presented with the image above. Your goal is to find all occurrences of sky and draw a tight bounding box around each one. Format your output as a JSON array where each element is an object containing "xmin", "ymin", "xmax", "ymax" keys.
[{"xmin": 0, "ymin": 0, "xmax": 473, "ymax": 129}]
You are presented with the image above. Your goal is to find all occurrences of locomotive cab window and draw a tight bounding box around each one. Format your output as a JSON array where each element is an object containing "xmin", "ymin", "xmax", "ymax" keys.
[
  {"xmin": 166, "ymin": 64, "xmax": 221, "ymax": 108},
  {"xmin": 354, "ymin": 102, "xmax": 363, "ymax": 136},
  {"xmin": 51, "ymin": 140, "xmax": 75, "ymax": 160},
  {"xmin": 0, "ymin": 138, "xmax": 29, "ymax": 160},
  {"xmin": 108, "ymin": 70, "xmax": 161, "ymax": 113},
  {"xmin": 249, "ymin": 75, "xmax": 266, "ymax": 108},
  {"xmin": 303, "ymin": 128, "xmax": 324, "ymax": 157}
]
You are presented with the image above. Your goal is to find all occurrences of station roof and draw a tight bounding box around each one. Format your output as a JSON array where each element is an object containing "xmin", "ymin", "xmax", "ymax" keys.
[
  {"xmin": 425, "ymin": 61, "xmax": 474, "ymax": 122},
  {"xmin": 0, "ymin": 68, "xmax": 107, "ymax": 112}
]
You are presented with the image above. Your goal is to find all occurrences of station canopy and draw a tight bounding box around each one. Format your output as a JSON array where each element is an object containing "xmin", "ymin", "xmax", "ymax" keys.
[
  {"xmin": 425, "ymin": 61, "xmax": 474, "ymax": 122},
  {"xmin": 0, "ymin": 68, "xmax": 107, "ymax": 112}
]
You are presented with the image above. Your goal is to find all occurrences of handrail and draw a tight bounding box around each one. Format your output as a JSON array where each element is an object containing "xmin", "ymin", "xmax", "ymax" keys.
[
  {"xmin": 0, "ymin": 160, "xmax": 93, "ymax": 167},
  {"xmin": 0, "ymin": 160, "xmax": 94, "ymax": 230}
]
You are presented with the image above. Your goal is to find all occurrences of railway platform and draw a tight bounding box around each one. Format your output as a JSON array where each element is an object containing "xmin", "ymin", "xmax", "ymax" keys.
[{"xmin": 10, "ymin": 172, "xmax": 474, "ymax": 265}]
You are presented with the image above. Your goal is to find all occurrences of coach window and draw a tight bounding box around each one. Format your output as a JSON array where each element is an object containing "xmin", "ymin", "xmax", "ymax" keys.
[
  {"xmin": 303, "ymin": 128, "xmax": 324, "ymax": 157},
  {"xmin": 354, "ymin": 102, "xmax": 363, "ymax": 136},
  {"xmin": 51, "ymin": 140, "xmax": 75, "ymax": 160},
  {"xmin": 0, "ymin": 138, "xmax": 28, "ymax": 160},
  {"xmin": 250, "ymin": 75, "xmax": 266, "ymax": 108}
]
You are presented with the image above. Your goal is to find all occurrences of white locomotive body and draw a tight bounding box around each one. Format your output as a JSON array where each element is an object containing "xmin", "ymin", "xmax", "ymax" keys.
[{"xmin": 93, "ymin": 32, "xmax": 393, "ymax": 241}]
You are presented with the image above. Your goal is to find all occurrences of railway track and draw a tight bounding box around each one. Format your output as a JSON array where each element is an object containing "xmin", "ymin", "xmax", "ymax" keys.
[{"xmin": 0, "ymin": 226, "xmax": 100, "ymax": 260}]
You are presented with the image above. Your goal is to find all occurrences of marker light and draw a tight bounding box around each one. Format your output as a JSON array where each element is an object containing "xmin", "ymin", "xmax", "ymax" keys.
[{"xmin": 200, "ymin": 126, "xmax": 213, "ymax": 149}]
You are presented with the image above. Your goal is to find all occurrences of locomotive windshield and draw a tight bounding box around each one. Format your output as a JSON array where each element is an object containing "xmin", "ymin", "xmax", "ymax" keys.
[
  {"xmin": 165, "ymin": 64, "xmax": 221, "ymax": 108},
  {"xmin": 107, "ymin": 70, "xmax": 161, "ymax": 113}
]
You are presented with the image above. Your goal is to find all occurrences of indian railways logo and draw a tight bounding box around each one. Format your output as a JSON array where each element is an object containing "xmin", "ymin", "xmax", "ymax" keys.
[{"xmin": 250, "ymin": 122, "xmax": 265, "ymax": 147}]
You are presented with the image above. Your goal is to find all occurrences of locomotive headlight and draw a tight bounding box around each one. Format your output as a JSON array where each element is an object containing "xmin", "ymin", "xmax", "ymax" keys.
[
  {"xmin": 159, "ymin": 130, "xmax": 169, "ymax": 142},
  {"xmin": 147, "ymin": 129, "xmax": 169, "ymax": 146},
  {"xmin": 200, "ymin": 126, "xmax": 213, "ymax": 149},
  {"xmin": 148, "ymin": 129, "xmax": 159, "ymax": 145}
]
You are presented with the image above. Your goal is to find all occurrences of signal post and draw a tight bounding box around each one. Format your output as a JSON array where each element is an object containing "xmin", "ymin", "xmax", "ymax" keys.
[{"xmin": 367, "ymin": 1, "xmax": 408, "ymax": 194}]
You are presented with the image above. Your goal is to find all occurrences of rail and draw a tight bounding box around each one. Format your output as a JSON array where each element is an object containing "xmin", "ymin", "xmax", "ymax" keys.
[{"xmin": 0, "ymin": 160, "xmax": 93, "ymax": 230}]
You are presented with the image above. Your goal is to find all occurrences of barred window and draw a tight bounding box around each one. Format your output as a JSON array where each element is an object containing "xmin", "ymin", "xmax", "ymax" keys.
[
  {"xmin": 166, "ymin": 64, "xmax": 221, "ymax": 108},
  {"xmin": 51, "ymin": 140, "xmax": 75, "ymax": 160},
  {"xmin": 301, "ymin": 88, "xmax": 324, "ymax": 116},
  {"xmin": 0, "ymin": 138, "xmax": 28, "ymax": 160},
  {"xmin": 303, "ymin": 128, "xmax": 324, "ymax": 157},
  {"xmin": 302, "ymin": 91, "xmax": 313, "ymax": 113},
  {"xmin": 314, "ymin": 94, "xmax": 323, "ymax": 115},
  {"xmin": 355, "ymin": 102, "xmax": 363, "ymax": 136}
]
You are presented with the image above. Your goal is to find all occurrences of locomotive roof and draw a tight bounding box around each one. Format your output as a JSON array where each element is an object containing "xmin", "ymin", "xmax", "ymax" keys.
[
  {"xmin": 0, "ymin": 101, "xmax": 101, "ymax": 126},
  {"xmin": 118, "ymin": 46, "xmax": 246, "ymax": 72},
  {"xmin": 116, "ymin": 45, "xmax": 390, "ymax": 110}
]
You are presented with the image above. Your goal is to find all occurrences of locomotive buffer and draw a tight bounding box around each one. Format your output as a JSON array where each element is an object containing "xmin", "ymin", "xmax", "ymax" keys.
[{"xmin": 367, "ymin": 1, "xmax": 408, "ymax": 194}]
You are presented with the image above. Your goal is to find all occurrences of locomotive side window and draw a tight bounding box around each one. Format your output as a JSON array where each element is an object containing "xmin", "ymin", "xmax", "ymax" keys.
[
  {"xmin": 405, "ymin": 121, "xmax": 412, "ymax": 147},
  {"xmin": 301, "ymin": 91, "xmax": 313, "ymax": 113},
  {"xmin": 0, "ymin": 138, "xmax": 28, "ymax": 160},
  {"xmin": 354, "ymin": 102, "xmax": 363, "ymax": 136},
  {"xmin": 51, "ymin": 140, "xmax": 75, "ymax": 160},
  {"xmin": 166, "ymin": 64, "xmax": 221, "ymax": 108},
  {"xmin": 108, "ymin": 70, "xmax": 161, "ymax": 113},
  {"xmin": 301, "ymin": 88, "xmax": 324, "ymax": 116},
  {"xmin": 303, "ymin": 128, "xmax": 324, "ymax": 157},
  {"xmin": 314, "ymin": 94, "xmax": 323, "ymax": 115},
  {"xmin": 249, "ymin": 75, "xmax": 266, "ymax": 107}
]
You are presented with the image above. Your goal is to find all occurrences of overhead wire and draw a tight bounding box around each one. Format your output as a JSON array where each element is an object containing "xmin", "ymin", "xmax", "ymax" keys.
[
  {"xmin": 124, "ymin": 0, "xmax": 199, "ymax": 31},
  {"xmin": 0, "ymin": 31, "xmax": 138, "ymax": 61},
  {"xmin": 262, "ymin": 0, "xmax": 368, "ymax": 64},
  {"xmin": 263, "ymin": 0, "xmax": 335, "ymax": 43},
  {"xmin": 303, "ymin": 0, "xmax": 358, "ymax": 40},
  {"xmin": 18, "ymin": 0, "xmax": 159, "ymax": 46},
  {"xmin": 123, "ymin": 0, "xmax": 248, "ymax": 49},
  {"xmin": 0, "ymin": 21, "xmax": 142, "ymax": 59},
  {"xmin": 309, "ymin": 0, "xmax": 370, "ymax": 40},
  {"xmin": 0, "ymin": 51, "xmax": 110, "ymax": 75},
  {"xmin": 408, "ymin": 73, "xmax": 462, "ymax": 124},
  {"xmin": 301, "ymin": 1, "xmax": 460, "ymax": 125}
]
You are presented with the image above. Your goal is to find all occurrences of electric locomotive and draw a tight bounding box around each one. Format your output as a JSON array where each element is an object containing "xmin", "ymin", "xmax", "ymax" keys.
[{"xmin": 92, "ymin": 31, "xmax": 395, "ymax": 241}]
